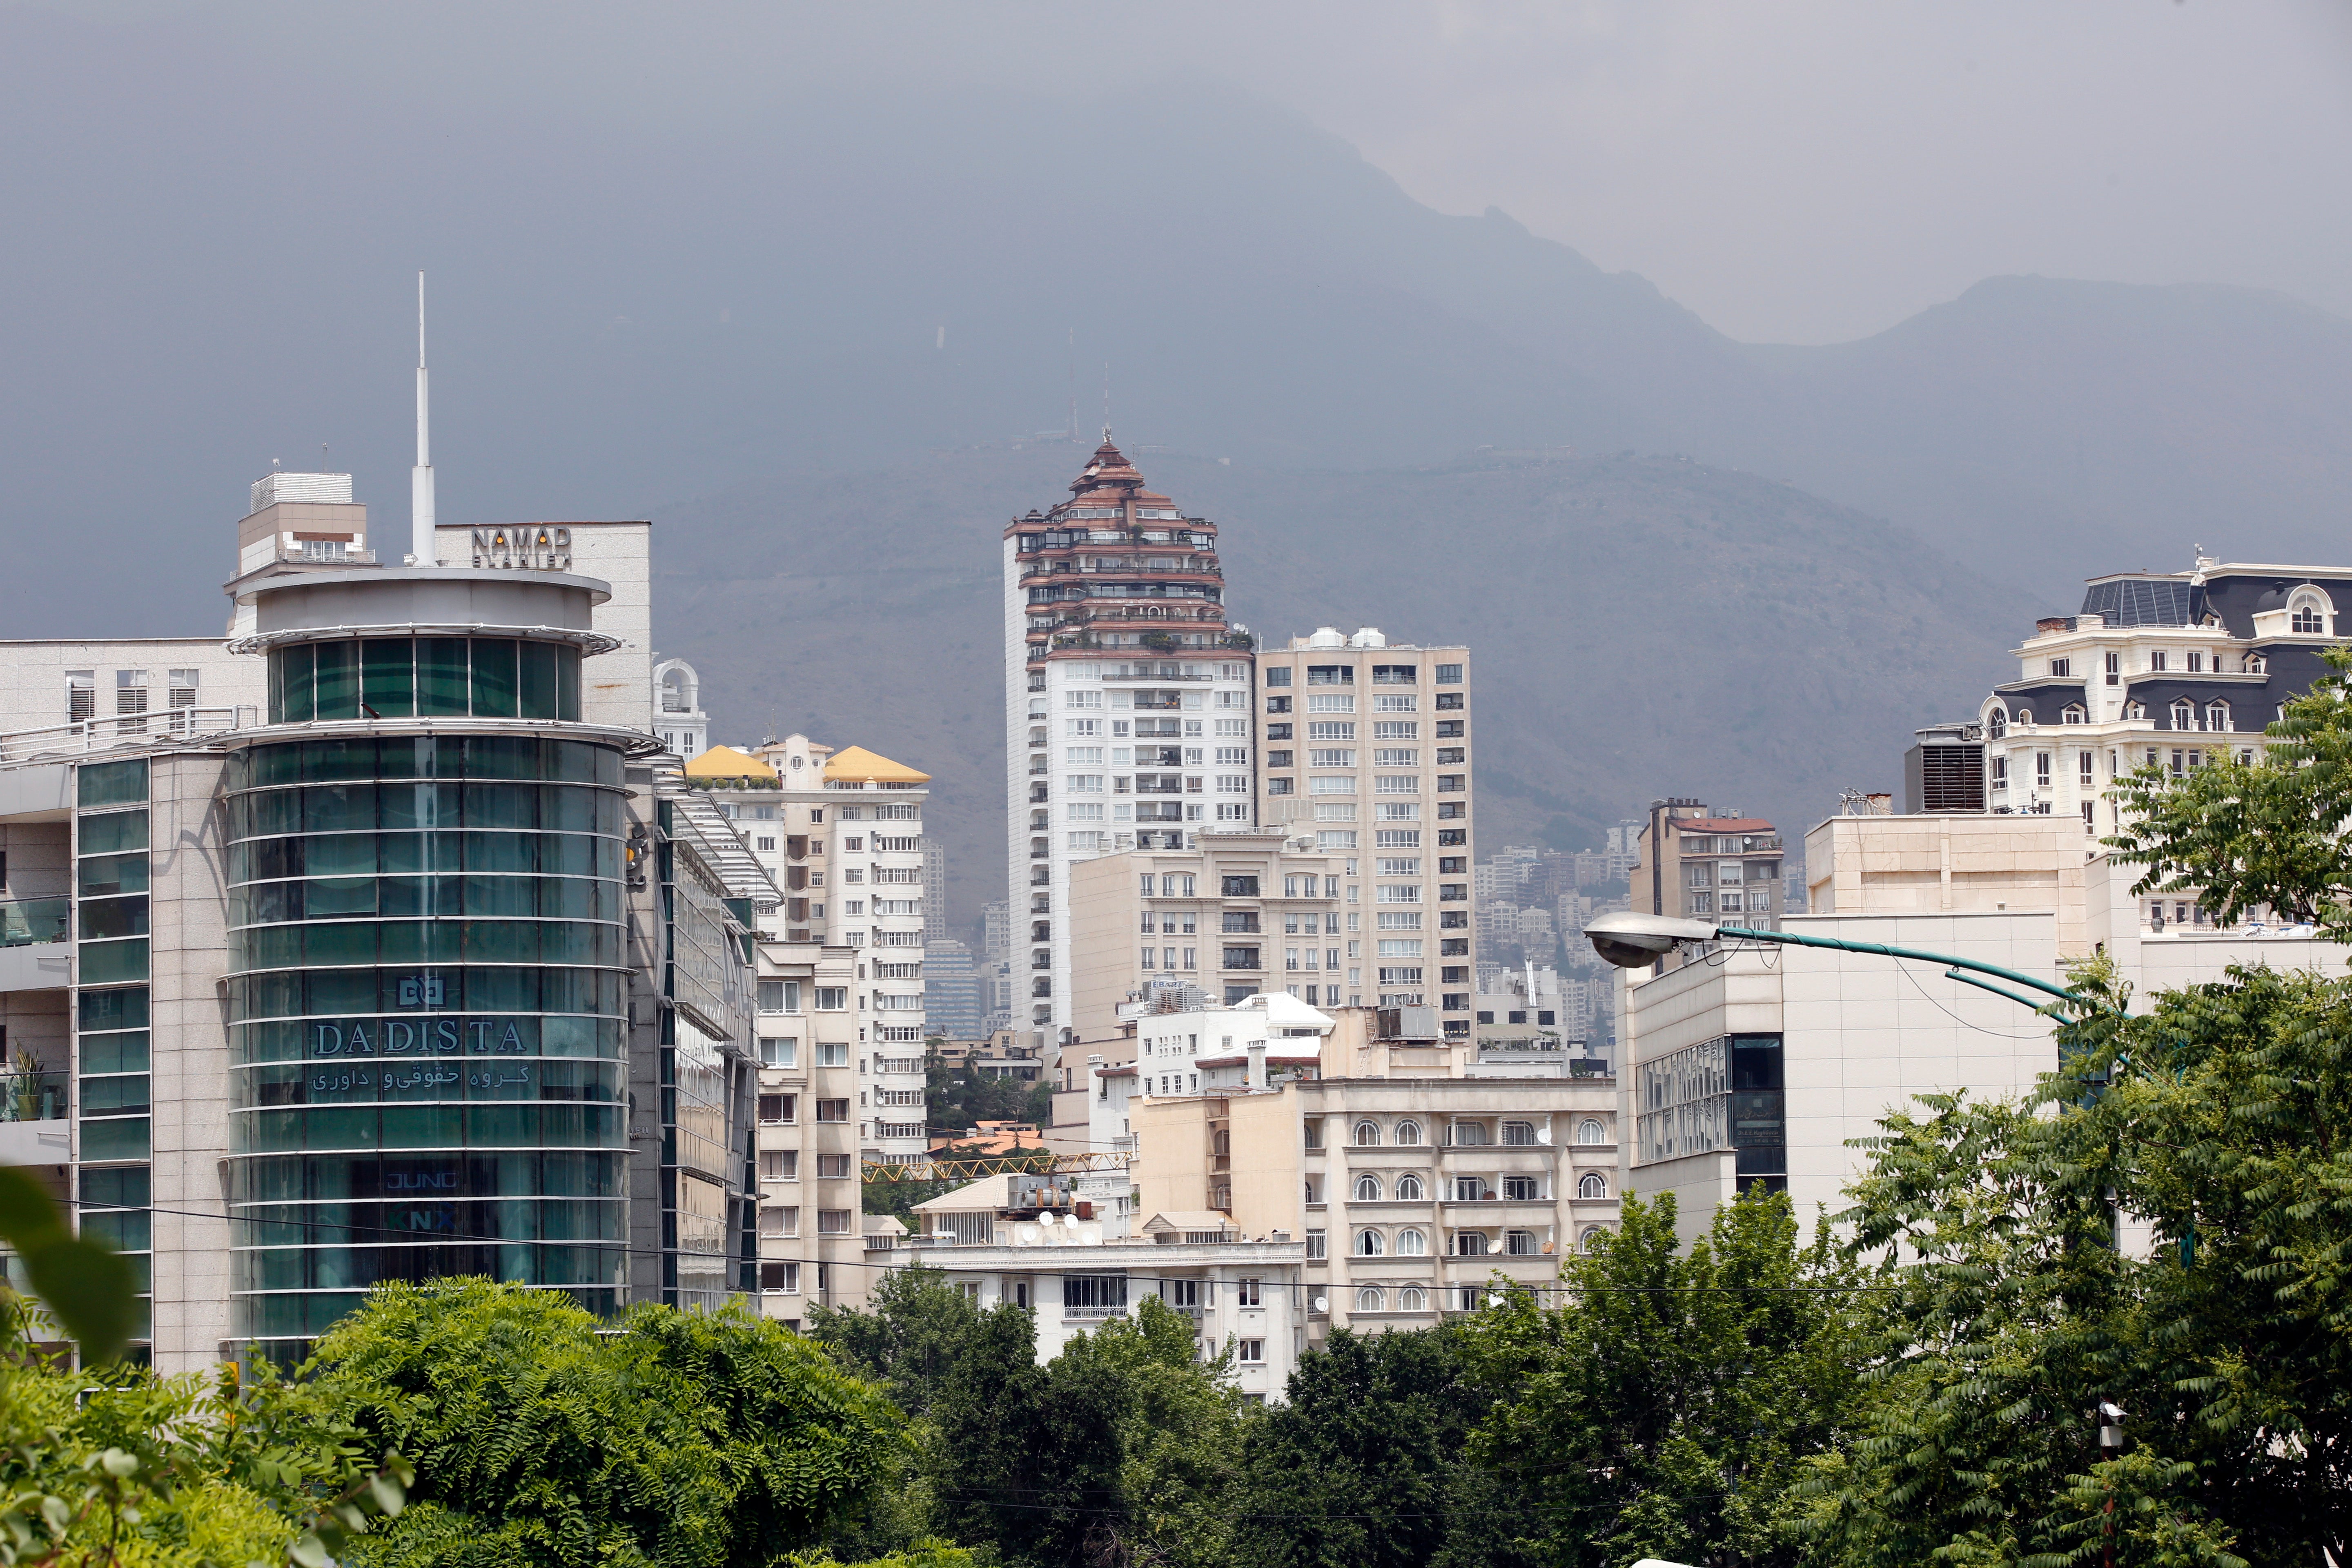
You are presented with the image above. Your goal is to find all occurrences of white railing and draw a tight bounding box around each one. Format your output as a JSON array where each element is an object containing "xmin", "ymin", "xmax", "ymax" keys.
[{"xmin": 0, "ymin": 708, "xmax": 254, "ymax": 764}]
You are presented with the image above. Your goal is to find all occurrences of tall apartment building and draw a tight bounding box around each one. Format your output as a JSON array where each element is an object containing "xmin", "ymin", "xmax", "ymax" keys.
[
  {"xmin": 687, "ymin": 734, "xmax": 932, "ymax": 1163},
  {"xmin": 748, "ymin": 934, "xmax": 891, "ymax": 1325},
  {"xmin": 1002, "ymin": 440, "xmax": 1255, "ymax": 1047},
  {"xmin": 922, "ymin": 938, "xmax": 985, "ymax": 1040},
  {"xmin": 1630, "ymin": 799, "xmax": 1787, "ymax": 964},
  {"xmin": 1905, "ymin": 557, "xmax": 2352, "ymax": 830},
  {"xmin": 1256, "ymin": 631, "xmax": 1474, "ymax": 1036},
  {"xmin": 0, "ymin": 469, "xmax": 766, "ymax": 1369}
]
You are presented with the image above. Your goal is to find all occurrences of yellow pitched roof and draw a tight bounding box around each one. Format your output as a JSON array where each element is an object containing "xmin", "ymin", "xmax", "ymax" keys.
[
  {"xmin": 684, "ymin": 745, "xmax": 778, "ymax": 780},
  {"xmin": 823, "ymin": 745, "xmax": 930, "ymax": 784}
]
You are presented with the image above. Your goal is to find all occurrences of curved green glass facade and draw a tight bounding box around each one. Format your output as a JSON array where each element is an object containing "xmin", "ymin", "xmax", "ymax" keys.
[
  {"xmin": 223, "ymin": 733, "xmax": 631, "ymax": 1351},
  {"xmin": 268, "ymin": 637, "xmax": 582, "ymax": 724}
]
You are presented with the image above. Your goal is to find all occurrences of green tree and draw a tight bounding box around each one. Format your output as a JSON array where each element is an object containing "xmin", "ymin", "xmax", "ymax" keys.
[
  {"xmin": 809, "ymin": 1264, "xmax": 984, "ymax": 1418},
  {"xmin": 2103, "ymin": 645, "xmax": 2352, "ymax": 933},
  {"xmin": 1806, "ymin": 652, "xmax": 2352, "ymax": 1565},
  {"xmin": 312, "ymin": 1278, "xmax": 902, "ymax": 1568},
  {"xmin": 927, "ymin": 1295, "xmax": 1247, "ymax": 1568},
  {"xmin": 1462, "ymin": 1190, "xmax": 1857, "ymax": 1568},
  {"xmin": 0, "ymin": 1300, "xmax": 408, "ymax": 1568},
  {"xmin": 1228, "ymin": 1325, "xmax": 1535, "ymax": 1568}
]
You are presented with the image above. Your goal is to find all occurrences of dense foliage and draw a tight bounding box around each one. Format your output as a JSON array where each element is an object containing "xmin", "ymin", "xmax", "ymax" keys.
[
  {"xmin": 0, "ymin": 1297, "xmax": 405, "ymax": 1568},
  {"xmin": 1466, "ymin": 1192, "xmax": 1858, "ymax": 1568},
  {"xmin": 312, "ymin": 1281, "xmax": 902, "ymax": 1568}
]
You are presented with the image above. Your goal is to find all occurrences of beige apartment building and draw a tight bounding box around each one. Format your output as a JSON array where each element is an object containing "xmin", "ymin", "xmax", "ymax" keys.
[
  {"xmin": 1256, "ymin": 631, "xmax": 1474, "ymax": 1036},
  {"xmin": 1066, "ymin": 831, "xmax": 1352, "ymax": 1029},
  {"xmin": 1134, "ymin": 1017, "xmax": 1618, "ymax": 1341},
  {"xmin": 1630, "ymin": 799, "xmax": 1788, "ymax": 969},
  {"xmin": 748, "ymin": 934, "xmax": 902, "ymax": 1326},
  {"xmin": 686, "ymin": 734, "xmax": 932, "ymax": 1164}
]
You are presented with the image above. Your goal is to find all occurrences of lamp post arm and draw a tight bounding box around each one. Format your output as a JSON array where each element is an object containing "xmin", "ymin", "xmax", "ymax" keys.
[{"xmin": 1713, "ymin": 926, "xmax": 2090, "ymax": 1014}]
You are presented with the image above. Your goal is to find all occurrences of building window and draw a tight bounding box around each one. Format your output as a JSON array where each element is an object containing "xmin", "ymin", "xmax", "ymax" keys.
[
  {"xmin": 1353, "ymin": 1119, "xmax": 1380, "ymax": 1146},
  {"xmin": 1501, "ymin": 1120, "xmax": 1537, "ymax": 1146},
  {"xmin": 1396, "ymin": 1174, "xmax": 1424, "ymax": 1200},
  {"xmin": 1579, "ymin": 1172, "xmax": 1609, "ymax": 1200},
  {"xmin": 759, "ymin": 1036, "xmax": 799, "ymax": 1068},
  {"xmin": 1396, "ymin": 1226, "xmax": 1427, "ymax": 1255},
  {"xmin": 2035, "ymin": 753, "xmax": 2051, "ymax": 789},
  {"xmin": 758, "ymin": 1094, "xmax": 796, "ymax": 1124},
  {"xmin": 2292, "ymin": 601, "xmax": 2327, "ymax": 635},
  {"xmin": 1394, "ymin": 1119, "xmax": 1421, "ymax": 1146},
  {"xmin": 1434, "ymin": 663, "xmax": 1463, "ymax": 685},
  {"xmin": 1505, "ymin": 1230, "xmax": 1539, "ymax": 1256},
  {"xmin": 2206, "ymin": 699, "xmax": 2231, "ymax": 732},
  {"xmin": 2061, "ymin": 704, "xmax": 2085, "ymax": 724},
  {"xmin": 1453, "ymin": 1231, "xmax": 1488, "ymax": 1256},
  {"xmin": 1986, "ymin": 709, "xmax": 2006, "ymax": 739},
  {"xmin": 1356, "ymin": 1287, "xmax": 1385, "ymax": 1313},
  {"xmin": 1237, "ymin": 1338, "xmax": 1264, "ymax": 1363},
  {"xmin": 1451, "ymin": 1120, "xmax": 1489, "ymax": 1146},
  {"xmin": 758, "ymin": 1206, "xmax": 798, "ymax": 1237},
  {"xmin": 815, "ymin": 987, "xmax": 848, "ymax": 1010},
  {"xmin": 1305, "ymin": 1231, "xmax": 1326, "ymax": 1258},
  {"xmin": 2170, "ymin": 699, "xmax": 2194, "ymax": 731},
  {"xmin": 1354, "ymin": 1229, "xmax": 1385, "ymax": 1256},
  {"xmin": 1353, "ymin": 1174, "xmax": 1382, "ymax": 1201}
]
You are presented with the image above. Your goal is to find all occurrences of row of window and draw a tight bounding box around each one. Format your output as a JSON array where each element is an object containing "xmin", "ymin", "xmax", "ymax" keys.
[
  {"xmin": 1310, "ymin": 1116, "xmax": 1604, "ymax": 1148},
  {"xmin": 1263, "ymin": 664, "xmax": 1464, "ymax": 687},
  {"xmin": 1264, "ymin": 695, "xmax": 1463, "ymax": 715},
  {"xmin": 1336, "ymin": 1171, "xmax": 1608, "ymax": 1201},
  {"xmin": 1990, "ymin": 697, "xmax": 2236, "ymax": 734}
]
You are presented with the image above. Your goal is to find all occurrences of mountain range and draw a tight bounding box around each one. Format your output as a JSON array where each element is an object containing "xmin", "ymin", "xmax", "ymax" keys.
[{"xmin": 2, "ymin": 11, "xmax": 2346, "ymax": 931}]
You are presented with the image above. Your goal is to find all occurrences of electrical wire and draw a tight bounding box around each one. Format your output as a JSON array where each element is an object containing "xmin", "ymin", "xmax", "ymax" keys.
[{"xmin": 47, "ymin": 1193, "xmax": 1906, "ymax": 1297}]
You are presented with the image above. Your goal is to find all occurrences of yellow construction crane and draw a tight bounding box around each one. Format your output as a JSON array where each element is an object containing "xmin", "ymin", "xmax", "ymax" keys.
[{"xmin": 860, "ymin": 1150, "xmax": 1137, "ymax": 1183}]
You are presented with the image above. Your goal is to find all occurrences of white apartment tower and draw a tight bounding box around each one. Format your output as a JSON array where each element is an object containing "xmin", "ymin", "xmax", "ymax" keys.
[{"xmin": 1004, "ymin": 439, "xmax": 1254, "ymax": 1047}]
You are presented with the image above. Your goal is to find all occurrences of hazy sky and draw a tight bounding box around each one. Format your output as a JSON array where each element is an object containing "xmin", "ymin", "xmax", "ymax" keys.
[{"xmin": 119, "ymin": 0, "xmax": 2352, "ymax": 346}]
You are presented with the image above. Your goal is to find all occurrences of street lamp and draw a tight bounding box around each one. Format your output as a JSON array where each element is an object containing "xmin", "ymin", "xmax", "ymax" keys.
[{"xmin": 1583, "ymin": 911, "xmax": 2092, "ymax": 1018}]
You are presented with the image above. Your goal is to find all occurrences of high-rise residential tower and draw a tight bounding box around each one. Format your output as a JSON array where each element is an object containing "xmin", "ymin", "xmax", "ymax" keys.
[
  {"xmin": 1255, "ymin": 630, "xmax": 1475, "ymax": 1037},
  {"xmin": 1003, "ymin": 439, "xmax": 1254, "ymax": 1047}
]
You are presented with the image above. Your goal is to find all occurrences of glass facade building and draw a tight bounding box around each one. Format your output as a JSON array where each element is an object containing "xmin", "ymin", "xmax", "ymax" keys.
[{"xmin": 221, "ymin": 732, "xmax": 635, "ymax": 1356}]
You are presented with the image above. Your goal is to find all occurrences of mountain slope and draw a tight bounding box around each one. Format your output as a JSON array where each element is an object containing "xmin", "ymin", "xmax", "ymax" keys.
[
  {"xmin": 651, "ymin": 444, "xmax": 2034, "ymax": 932},
  {"xmin": 0, "ymin": 16, "xmax": 2344, "ymax": 636}
]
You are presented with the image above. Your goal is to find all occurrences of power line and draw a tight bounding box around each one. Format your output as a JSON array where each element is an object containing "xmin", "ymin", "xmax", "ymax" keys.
[{"xmin": 51, "ymin": 1194, "xmax": 1907, "ymax": 1297}]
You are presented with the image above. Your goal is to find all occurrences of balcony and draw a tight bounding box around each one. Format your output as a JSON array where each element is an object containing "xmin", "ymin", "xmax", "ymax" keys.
[
  {"xmin": 0, "ymin": 898, "xmax": 69, "ymax": 949},
  {"xmin": 0, "ymin": 1073, "xmax": 67, "ymax": 1123}
]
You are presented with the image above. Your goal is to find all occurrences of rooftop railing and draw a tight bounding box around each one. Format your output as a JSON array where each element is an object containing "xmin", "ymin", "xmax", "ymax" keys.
[{"xmin": 0, "ymin": 708, "xmax": 253, "ymax": 765}]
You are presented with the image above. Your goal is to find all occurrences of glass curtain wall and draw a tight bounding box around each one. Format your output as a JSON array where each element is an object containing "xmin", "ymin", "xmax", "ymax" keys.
[
  {"xmin": 222, "ymin": 733, "xmax": 630, "ymax": 1359},
  {"xmin": 270, "ymin": 638, "xmax": 582, "ymax": 725},
  {"xmin": 74, "ymin": 757, "xmax": 154, "ymax": 1356}
]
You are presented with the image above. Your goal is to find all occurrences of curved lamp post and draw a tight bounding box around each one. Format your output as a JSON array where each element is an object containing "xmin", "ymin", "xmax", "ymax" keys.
[{"xmin": 1583, "ymin": 911, "xmax": 2093, "ymax": 1018}]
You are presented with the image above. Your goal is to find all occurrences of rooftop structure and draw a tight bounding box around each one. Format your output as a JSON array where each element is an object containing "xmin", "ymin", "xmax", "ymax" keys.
[{"xmin": 1002, "ymin": 440, "xmax": 1256, "ymax": 1056}]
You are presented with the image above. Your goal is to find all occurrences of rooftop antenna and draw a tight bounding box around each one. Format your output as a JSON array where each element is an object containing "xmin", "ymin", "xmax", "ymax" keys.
[
  {"xmin": 410, "ymin": 272, "xmax": 436, "ymax": 567},
  {"xmin": 1067, "ymin": 327, "xmax": 1076, "ymax": 442},
  {"xmin": 1102, "ymin": 361, "xmax": 1111, "ymax": 444}
]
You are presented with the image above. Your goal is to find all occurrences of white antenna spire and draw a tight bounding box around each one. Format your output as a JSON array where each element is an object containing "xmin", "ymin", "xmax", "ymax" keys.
[{"xmin": 410, "ymin": 272, "xmax": 437, "ymax": 566}]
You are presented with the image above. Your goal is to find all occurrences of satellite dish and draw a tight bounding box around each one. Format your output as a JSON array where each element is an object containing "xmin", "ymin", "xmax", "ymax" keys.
[
  {"xmin": 1536, "ymin": 1123, "xmax": 1553, "ymax": 1145},
  {"xmin": 1312, "ymin": 1295, "xmax": 1329, "ymax": 1313}
]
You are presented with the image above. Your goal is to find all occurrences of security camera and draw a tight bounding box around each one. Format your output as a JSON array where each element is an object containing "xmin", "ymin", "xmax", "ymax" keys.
[{"xmin": 1585, "ymin": 912, "xmax": 1719, "ymax": 969}]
